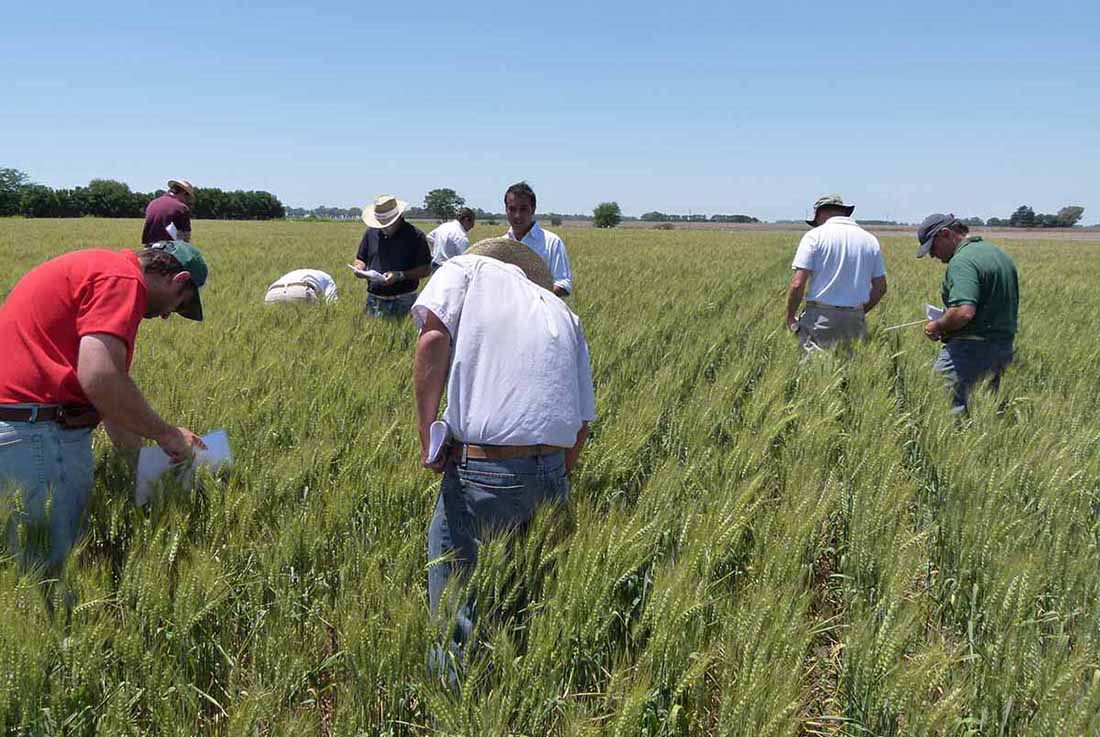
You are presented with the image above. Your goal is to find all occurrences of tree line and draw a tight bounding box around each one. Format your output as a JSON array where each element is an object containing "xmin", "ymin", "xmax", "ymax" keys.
[{"xmin": 0, "ymin": 167, "xmax": 285, "ymax": 220}]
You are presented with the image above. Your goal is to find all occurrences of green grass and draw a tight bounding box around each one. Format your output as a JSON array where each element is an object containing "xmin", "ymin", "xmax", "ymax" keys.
[{"xmin": 1, "ymin": 217, "xmax": 1099, "ymax": 735}]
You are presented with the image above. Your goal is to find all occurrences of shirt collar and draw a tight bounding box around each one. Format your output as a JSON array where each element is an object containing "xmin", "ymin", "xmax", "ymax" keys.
[
  {"xmin": 825, "ymin": 216, "xmax": 857, "ymax": 226},
  {"xmin": 507, "ymin": 220, "xmax": 541, "ymax": 241}
]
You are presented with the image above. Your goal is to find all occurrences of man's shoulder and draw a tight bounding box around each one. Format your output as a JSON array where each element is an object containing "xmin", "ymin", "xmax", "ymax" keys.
[{"xmin": 536, "ymin": 224, "xmax": 565, "ymax": 246}]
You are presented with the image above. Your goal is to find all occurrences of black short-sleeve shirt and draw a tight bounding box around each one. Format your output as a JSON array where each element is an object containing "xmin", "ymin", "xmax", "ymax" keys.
[{"xmin": 355, "ymin": 221, "xmax": 432, "ymax": 296}]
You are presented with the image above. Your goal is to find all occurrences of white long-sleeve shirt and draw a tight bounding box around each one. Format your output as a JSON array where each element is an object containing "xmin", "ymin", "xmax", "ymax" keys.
[{"xmin": 428, "ymin": 220, "xmax": 470, "ymax": 266}]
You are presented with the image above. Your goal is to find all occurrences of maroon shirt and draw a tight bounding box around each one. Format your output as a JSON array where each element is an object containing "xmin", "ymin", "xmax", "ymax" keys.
[{"xmin": 142, "ymin": 193, "xmax": 192, "ymax": 244}]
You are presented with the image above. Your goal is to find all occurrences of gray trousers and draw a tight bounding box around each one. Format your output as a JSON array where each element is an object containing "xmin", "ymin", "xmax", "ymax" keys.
[{"xmin": 796, "ymin": 304, "xmax": 867, "ymax": 353}]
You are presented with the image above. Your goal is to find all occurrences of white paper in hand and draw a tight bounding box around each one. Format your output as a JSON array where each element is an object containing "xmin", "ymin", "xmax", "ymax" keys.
[
  {"xmin": 926, "ymin": 304, "xmax": 945, "ymax": 321},
  {"xmin": 135, "ymin": 429, "xmax": 232, "ymax": 505},
  {"xmin": 346, "ymin": 264, "xmax": 387, "ymax": 284},
  {"xmin": 426, "ymin": 420, "xmax": 450, "ymax": 464},
  {"xmin": 165, "ymin": 222, "xmax": 178, "ymax": 240}
]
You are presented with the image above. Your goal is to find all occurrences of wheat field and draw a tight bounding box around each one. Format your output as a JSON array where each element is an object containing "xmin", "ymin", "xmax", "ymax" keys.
[{"xmin": 1, "ymin": 217, "xmax": 1099, "ymax": 736}]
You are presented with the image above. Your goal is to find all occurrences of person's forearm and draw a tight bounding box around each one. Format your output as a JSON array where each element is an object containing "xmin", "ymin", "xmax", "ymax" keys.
[
  {"xmin": 103, "ymin": 419, "xmax": 145, "ymax": 449},
  {"xmin": 935, "ymin": 306, "xmax": 975, "ymax": 333},
  {"xmin": 82, "ymin": 369, "xmax": 173, "ymax": 441},
  {"xmin": 566, "ymin": 423, "xmax": 590, "ymax": 473},
  {"xmin": 414, "ymin": 330, "xmax": 451, "ymax": 450},
  {"xmin": 405, "ymin": 265, "xmax": 431, "ymax": 280},
  {"xmin": 786, "ymin": 283, "xmax": 806, "ymax": 322}
]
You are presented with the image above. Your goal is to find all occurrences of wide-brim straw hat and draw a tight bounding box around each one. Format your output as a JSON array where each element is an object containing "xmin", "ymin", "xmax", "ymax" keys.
[
  {"xmin": 362, "ymin": 194, "xmax": 408, "ymax": 229},
  {"xmin": 465, "ymin": 237, "xmax": 554, "ymax": 292},
  {"xmin": 167, "ymin": 179, "xmax": 195, "ymax": 201},
  {"xmin": 805, "ymin": 193, "xmax": 855, "ymax": 226}
]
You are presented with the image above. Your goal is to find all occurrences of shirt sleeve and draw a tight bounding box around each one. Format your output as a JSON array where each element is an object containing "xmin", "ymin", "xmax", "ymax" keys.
[
  {"xmin": 176, "ymin": 207, "xmax": 192, "ymax": 233},
  {"xmin": 411, "ymin": 260, "xmax": 469, "ymax": 336},
  {"xmin": 75, "ymin": 276, "xmax": 145, "ymax": 355},
  {"xmin": 414, "ymin": 229, "xmax": 433, "ymax": 269},
  {"xmin": 791, "ymin": 232, "xmax": 817, "ymax": 271},
  {"xmin": 872, "ymin": 242, "xmax": 887, "ymax": 278},
  {"xmin": 355, "ymin": 230, "xmax": 371, "ymax": 263},
  {"xmin": 549, "ymin": 236, "xmax": 574, "ymax": 294},
  {"xmin": 944, "ymin": 258, "xmax": 981, "ymax": 306},
  {"xmin": 575, "ymin": 318, "xmax": 597, "ymax": 422}
]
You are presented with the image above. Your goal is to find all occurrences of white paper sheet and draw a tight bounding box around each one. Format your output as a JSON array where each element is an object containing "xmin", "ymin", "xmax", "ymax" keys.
[
  {"xmin": 426, "ymin": 420, "xmax": 450, "ymax": 464},
  {"xmin": 926, "ymin": 304, "xmax": 945, "ymax": 321},
  {"xmin": 135, "ymin": 429, "xmax": 232, "ymax": 505},
  {"xmin": 166, "ymin": 222, "xmax": 178, "ymax": 240},
  {"xmin": 346, "ymin": 264, "xmax": 387, "ymax": 284}
]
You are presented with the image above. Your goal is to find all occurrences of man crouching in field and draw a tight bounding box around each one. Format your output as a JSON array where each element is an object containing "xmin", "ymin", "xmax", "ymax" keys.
[
  {"xmin": 917, "ymin": 214, "xmax": 1019, "ymax": 413},
  {"xmin": 0, "ymin": 241, "xmax": 209, "ymax": 572},
  {"xmin": 786, "ymin": 194, "xmax": 888, "ymax": 353},
  {"xmin": 412, "ymin": 237, "xmax": 596, "ymax": 675}
]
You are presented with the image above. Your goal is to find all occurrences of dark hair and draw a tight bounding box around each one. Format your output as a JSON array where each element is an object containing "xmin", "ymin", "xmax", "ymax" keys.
[
  {"xmin": 946, "ymin": 219, "xmax": 970, "ymax": 236},
  {"xmin": 505, "ymin": 181, "xmax": 536, "ymax": 209},
  {"xmin": 456, "ymin": 207, "xmax": 475, "ymax": 220},
  {"xmin": 137, "ymin": 247, "xmax": 186, "ymax": 277}
]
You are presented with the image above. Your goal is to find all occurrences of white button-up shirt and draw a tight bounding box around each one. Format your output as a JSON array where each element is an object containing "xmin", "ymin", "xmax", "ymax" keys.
[
  {"xmin": 428, "ymin": 219, "xmax": 470, "ymax": 266},
  {"xmin": 412, "ymin": 255, "xmax": 596, "ymax": 447},
  {"xmin": 267, "ymin": 269, "xmax": 338, "ymax": 302},
  {"xmin": 791, "ymin": 217, "xmax": 886, "ymax": 308},
  {"xmin": 505, "ymin": 221, "xmax": 574, "ymax": 295}
]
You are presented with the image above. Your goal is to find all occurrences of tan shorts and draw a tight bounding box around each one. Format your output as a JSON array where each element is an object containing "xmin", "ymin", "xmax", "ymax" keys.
[
  {"xmin": 264, "ymin": 284, "xmax": 317, "ymax": 304},
  {"xmin": 797, "ymin": 304, "xmax": 867, "ymax": 352}
]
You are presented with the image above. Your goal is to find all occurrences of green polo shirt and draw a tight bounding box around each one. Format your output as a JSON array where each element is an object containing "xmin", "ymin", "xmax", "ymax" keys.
[{"xmin": 941, "ymin": 236, "xmax": 1019, "ymax": 341}]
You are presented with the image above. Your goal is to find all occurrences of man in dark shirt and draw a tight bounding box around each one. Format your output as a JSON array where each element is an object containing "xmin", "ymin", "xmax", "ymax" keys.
[
  {"xmin": 353, "ymin": 194, "xmax": 432, "ymax": 317},
  {"xmin": 143, "ymin": 179, "xmax": 195, "ymax": 245}
]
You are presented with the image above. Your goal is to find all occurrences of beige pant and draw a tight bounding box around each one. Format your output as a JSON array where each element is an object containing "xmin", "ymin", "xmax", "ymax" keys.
[
  {"xmin": 797, "ymin": 304, "xmax": 867, "ymax": 353},
  {"xmin": 264, "ymin": 284, "xmax": 317, "ymax": 304}
]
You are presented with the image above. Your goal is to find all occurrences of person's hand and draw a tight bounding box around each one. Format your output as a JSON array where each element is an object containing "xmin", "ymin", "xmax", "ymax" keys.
[
  {"xmin": 156, "ymin": 426, "xmax": 207, "ymax": 464},
  {"xmin": 787, "ymin": 317, "xmax": 799, "ymax": 335},
  {"xmin": 924, "ymin": 321, "xmax": 944, "ymax": 342},
  {"xmin": 421, "ymin": 444, "xmax": 448, "ymax": 474},
  {"xmin": 382, "ymin": 271, "xmax": 402, "ymax": 286}
]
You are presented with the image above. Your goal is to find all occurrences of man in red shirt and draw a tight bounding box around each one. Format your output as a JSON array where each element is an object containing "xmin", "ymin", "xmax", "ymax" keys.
[
  {"xmin": 0, "ymin": 240, "xmax": 209, "ymax": 570},
  {"xmin": 142, "ymin": 179, "xmax": 195, "ymax": 244}
]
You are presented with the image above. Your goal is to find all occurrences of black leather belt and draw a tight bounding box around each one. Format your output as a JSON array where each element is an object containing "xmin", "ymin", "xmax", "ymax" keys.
[{"xmin": 0, "ymin": 404, "xmax": 101, "ymax": 428}]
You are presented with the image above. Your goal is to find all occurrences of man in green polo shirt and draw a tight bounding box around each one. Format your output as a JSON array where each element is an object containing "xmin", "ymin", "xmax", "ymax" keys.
[{"xmin": 917, "ymin": 213, "xmax": 1019, "ymax": 412}]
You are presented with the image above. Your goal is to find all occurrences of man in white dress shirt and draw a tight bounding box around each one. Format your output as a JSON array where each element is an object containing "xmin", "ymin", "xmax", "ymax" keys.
[
  {"xmin": 412, "ymin": 237, "xmax": 595, "ymax": 672},
  {"xmin": 502, "ymin": 181, "xmax": 574, "ymax": 297},
  {"xmin": 263, "ymin": 268, "xmax": 339, "ymax": 304},
  {"xmin": 785, "ymin": 194, "xmax": 888, "ymax": 353},
  {"xmin": 428, "ymin": 208, "xmax": 476, "ymax": 271}
]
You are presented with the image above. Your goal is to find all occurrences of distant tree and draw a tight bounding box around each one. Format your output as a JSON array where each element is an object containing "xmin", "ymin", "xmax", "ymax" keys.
[
  {"xmin": 1054, "ymin": 206, "xmax": 1085, "ymax": 227},
  {"xmin": 424, "ymin": 188, "xmax": 465, "ymax": 220},
  {"xmin": 18, "ymin": 185, "xmax": 60, "ymax": 218},
  {"xmin": 640, "ymin": 211, "xmax": 667, "ymax": 222},
  {"xmin": 986, "ymin": 217, "xmax": 1009, "ymax": 227},
  {"xmin": 1009, "ymin": 205, "xmax": 1036, "ymax": 228},
  {"xmin": 0, "ymin": 167, "xmax": 31, "ymax": 216},
  {"xmin": 549, "ymin": 215, "xmax": 563, "ymax": 226},
  {"xmin": 592, "ymin": 201, "xmax": 622, "ymax": 228},
  {"xmin": 959, "ymin": 217, "xmax": 985, "ymax": 227},
  {"xmin": 84, "ymin": 179, "xmax": 141, "ymax": 218}
]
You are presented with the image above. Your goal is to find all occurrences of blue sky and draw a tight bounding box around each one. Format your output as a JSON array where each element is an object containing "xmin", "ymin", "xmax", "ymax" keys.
[{"xmin": 2, "ymin": 0, "xmax": 1097, "ymax": 222}]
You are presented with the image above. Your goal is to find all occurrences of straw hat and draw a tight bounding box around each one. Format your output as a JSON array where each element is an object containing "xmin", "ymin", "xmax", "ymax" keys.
[
  {"xmin": 167, "ymin": 179, "xmax": 195, "ymax": 202},
  {"xmin": 465, "ymin": 237, "xmax": 554, "ymax": 292},
  {"xmin": 362, "ymin": 194, "xmax": 409, "ymax": 229}
]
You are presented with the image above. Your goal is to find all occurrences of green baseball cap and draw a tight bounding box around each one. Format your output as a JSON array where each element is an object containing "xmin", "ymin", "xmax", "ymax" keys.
[{"xmin": 147, "ymin": 240, "xmax": 208, "ymax": 321}]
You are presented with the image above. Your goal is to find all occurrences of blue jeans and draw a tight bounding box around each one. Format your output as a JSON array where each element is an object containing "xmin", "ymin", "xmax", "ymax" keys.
[
  {"xmin": 932, "ymin": 339, "xmax": 1014, "ymax": 412},
  {"xmin": 0, "ymin": 414, "xmax": 95, "ymax": 571},
  {"xmin": 427, "ymin": 452, "xmax": 569, "ymax": 673},
  {"xmin": 364, "ymin": 292, "xmax": 416, "ymax": 318}
]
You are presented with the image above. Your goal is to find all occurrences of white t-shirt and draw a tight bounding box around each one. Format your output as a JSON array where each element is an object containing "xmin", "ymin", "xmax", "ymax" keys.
[
  {"xmin": 412, "ymin": 255, "xmax": 596, "ymax": 447},
  {"xmin": 428, "ymin": 220, "xmax": 470, "ymax": 266},
  {"xmin": 505, "ymin": 221, "xmax": 574, "ymax": 294},
  {"xmin": 267, "ymin": 269, "xmax": 338, "ymax": 302},
  {"xmin": 791, "ymin": 217, "xmax": 886, "ymax": 307}
]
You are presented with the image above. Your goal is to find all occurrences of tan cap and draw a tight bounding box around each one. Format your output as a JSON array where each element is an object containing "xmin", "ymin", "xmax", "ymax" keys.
[
  {"xmin": 167, "ymin": 179, "xmax": 196, "ymax": 201},
  {"xmin": 465, "ymin": 237, "xmax": 554, "ymax": 292},
  {"xmin": 806, "ymin": 194, "xmax": 855, "ymax": 226}
]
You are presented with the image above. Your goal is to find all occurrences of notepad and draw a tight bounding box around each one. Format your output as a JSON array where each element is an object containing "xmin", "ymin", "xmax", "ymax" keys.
[
  {"xmin": 346, "ymin": 264, "xmax": 387, "ymax": 284},
  {"xmin": 135, "ymin": 429, "xmax": 232, "ymax": 505}
]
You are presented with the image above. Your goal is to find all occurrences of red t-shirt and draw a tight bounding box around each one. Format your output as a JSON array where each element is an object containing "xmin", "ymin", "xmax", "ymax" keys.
[{"xmin": 0, "ymin": 249, "xmax": 147, "ymax": 405}]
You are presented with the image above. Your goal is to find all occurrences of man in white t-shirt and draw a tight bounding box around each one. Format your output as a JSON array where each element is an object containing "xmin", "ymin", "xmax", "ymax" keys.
[
  {"xmin": 428, "ymin": 207, "xmax": 476, "ymax": 271},
  {"xmin": 503, "ymin": 181, "xmax": 574, "ymax": 297},
  {"xmin": 412, "ymin": 237, "xmax": 596, "ymax": 669},
  {"xmin": 785, "ymin": 194, "xmax": 888, "ymax": 352},
  {"xmin": 264, "ymin": 269, "xmax": 339, "ymax": 304}
]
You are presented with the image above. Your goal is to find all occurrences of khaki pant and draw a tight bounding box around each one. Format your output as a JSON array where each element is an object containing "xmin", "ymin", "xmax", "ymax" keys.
[
  {"xmin": 797, "ymin": 304, "xmax": 866, "ymax": 353},
  {"xmin": 264, "ymin": 284, "xmax": 317, "ymax": 304}
]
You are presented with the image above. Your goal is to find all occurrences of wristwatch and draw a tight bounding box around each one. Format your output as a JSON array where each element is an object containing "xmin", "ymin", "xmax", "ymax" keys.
[{"xmin": 396, "ymin": 270, "xmax": 406, "ymax": 281}]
